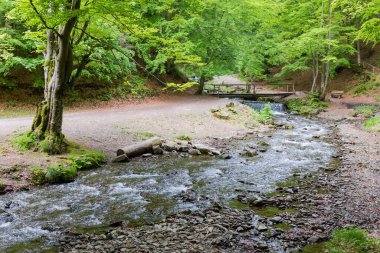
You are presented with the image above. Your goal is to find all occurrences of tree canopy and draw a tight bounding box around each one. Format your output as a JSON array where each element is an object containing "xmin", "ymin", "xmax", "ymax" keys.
[{"xmin": 0, "ymin": 0, "xmax": 379, "ymax": 152}]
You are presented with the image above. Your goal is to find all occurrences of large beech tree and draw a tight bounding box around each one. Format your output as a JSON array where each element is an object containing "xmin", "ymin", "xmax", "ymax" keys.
[
  {"xmin": 29, "ymin": 0, "xmax": 82, "ymax": 153},
  {"xmin": 9, "ymin": 0, "xmax": 201, "ymax": 154}
]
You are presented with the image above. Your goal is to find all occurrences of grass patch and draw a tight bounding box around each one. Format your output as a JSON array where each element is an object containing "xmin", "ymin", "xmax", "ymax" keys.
[
  {"xmin": 286, "ymin": 93, "xmax": 327, "ymax": 115},
  {"xmin": 302, "ymin": 243, "xmax": 326, "ymax": 253},
  {"xmin": 354, "ymin": 105, "xmax": 379, "ymax": 118},
  {"xmin": 228, "ymin": 199, "xmax": 251, "ymax": 210},
  {"xmin": 326, "ymin": 227, "xmax": 380, "ymax": 253},
  {"xmin": 274, "ymin": 222, "xmax": 291, "ymax": 231},
  {"xmin": 276, "ymin": 176, "xmax": 300, "ymax": 188},
  {"xmin": 254, "ymin": 206, "xmax": 297, "ymax": 217},
  {"xmin": 0, "ymin": 109, "xmax": 34, "ymax": 119},
  {"xmin": 176, "ymin": 135, "xmax": 191, "ymax": 141},
  {"xmin": 363, "ymin": 115, "xmax": 380, "ymax": 132}
]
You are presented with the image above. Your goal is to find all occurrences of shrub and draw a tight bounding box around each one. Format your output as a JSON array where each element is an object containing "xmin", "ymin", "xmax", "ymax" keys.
[
  {"xmin": 326, "ymin": 227, "xmax": 380, "ymax": 253},
  {"xmin": 68, "ymin": 151, "xmax": 106, "ymax": 170},
  {"xmin": 286, "ymin": 93, "xmax": 327, "ymax": 115},
  {"xmin": 257, "ymin": 103, "xmax": 273, "ymax": 124},
  {"xmin": 11, "ymin": 131, "xmax": 37, "ymax": 151},
  {"xmin": 0, "ymin": 180, "xmax": 5, "ymax": 191},
  {"xmin": 30, "ymin": 167, "xmax": 47, "ymax": 185},
  {"xmin": 45, "ymin": 164, "xmax": 77, "ymax": 184}
]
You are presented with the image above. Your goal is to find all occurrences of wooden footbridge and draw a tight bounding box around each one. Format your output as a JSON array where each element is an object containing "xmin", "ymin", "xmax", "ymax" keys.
[{"xmin": 206, "ymin": 82, "xmax": 296, "ymax": 100}]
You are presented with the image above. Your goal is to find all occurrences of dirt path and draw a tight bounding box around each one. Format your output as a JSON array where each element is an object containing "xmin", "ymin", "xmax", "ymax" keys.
[{"xmin": 0, "ymin": 96, "xmax": 250, "ymax": 155}]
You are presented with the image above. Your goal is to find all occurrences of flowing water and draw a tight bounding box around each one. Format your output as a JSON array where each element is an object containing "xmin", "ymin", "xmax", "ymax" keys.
[{"xmin": 0, "ymin": 102, "xmax": 337, "ymax": 252}]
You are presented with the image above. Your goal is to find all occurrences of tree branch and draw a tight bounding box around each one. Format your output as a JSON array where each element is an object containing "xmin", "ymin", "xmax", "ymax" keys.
[
  {"xmin": 73, "ymin": 25, "xmax": 167, "ymax": 85},
  {"xmin": 29, "ymin": 0, "xmax": 61, "ymax": 36}
]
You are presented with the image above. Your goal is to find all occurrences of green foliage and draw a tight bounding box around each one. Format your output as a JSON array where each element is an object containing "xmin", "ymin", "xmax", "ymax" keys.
[
  {"xmin": 1, "ymin": 0, "xmax": 379, "ymax": 95},
  {"xmin": 45, "ymin": 164, "xmax": 77, "ymax": 184},
  {"xmin": 363, "ymin": 115, "xmax": 380, "ymax": 132},
  {"xmin": 286, "ymin": 93, "xmax": 327, "ymax": 115},
  {"xmin": 257, "ymin": 103, "xmax": 273, "ymax": 124},
  {"xmin": 354, "ymin": 105, "xmax": 378, "ymax": 117},
  {"xmin": 30, "ymin": 166, "xmax": 47, "ymax": 185},
  {"xmin": 165, "ymin": 82, "xmax": 198, "ymax": 92},
  {"xmin": 326, "ymin": 227, "xmax": 380, "ymax": 253},
  {"xmin": 68, "ymin": 151, "xmax": 106, "ymax": 170},
  {"xmin": 350, "ymin": 74, "xmax": 380, "ymax": 96},
  {"xmin": 11, "ymin": 131, "xmax": 37, "ymax": 151},
  {"xmin": 31, "ymin": 164, "xmax": 78, "ymax": 185},
  {"xmin": 177, "ymin": 135, "xmax": 191, "ymax": 141}
]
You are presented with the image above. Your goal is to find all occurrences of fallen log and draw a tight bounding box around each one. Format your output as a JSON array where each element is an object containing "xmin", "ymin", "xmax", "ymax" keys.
[{"xmin": 116, "ymin": 137, "xmax": 162, "ymax": 158}]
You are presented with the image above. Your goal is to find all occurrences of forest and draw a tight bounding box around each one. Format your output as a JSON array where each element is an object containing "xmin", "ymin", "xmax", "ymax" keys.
[{"xmin": 0, "ymin": 0, "xmax": 379, "ymax": 252}]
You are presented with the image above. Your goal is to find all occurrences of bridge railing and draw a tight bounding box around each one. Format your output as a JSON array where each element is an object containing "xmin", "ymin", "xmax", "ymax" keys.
[
  {"xmin": 263, "ymin": 82, "xmax": 295, "ymax": 93},
  {"xmin": 204, "ymin": 83, "xmax": 247, "ymax": 94},
  {"xmin": 205, "ymin": 82, "xmax": 295, "ymax": 94}
]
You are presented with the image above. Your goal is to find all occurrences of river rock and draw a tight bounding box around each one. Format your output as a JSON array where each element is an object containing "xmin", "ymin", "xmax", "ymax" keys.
[
  {"xmin": 111, "ymin": 154, "xmax": 130, "ymax": 163},
  {"xmin": 152, "ymin": 145, "xmax": 164, "ymax": 155},
  {"xmin": 242, "ymin": 149, "xmax": 258, "ymax": 157},
  {"xmin": 162, "ymin": 141, "xmax": 178, "ymax": 152},
  {"xmin": 193, "ymin": 144, "xmax": 213, "ymax": 154},
  {"xmin": 213, "ymin": 110, "xmax": 230, "ymax": 120},
  {"xmin": 188, "ymin": 149, "xmax": 201, "ymax": 156}
]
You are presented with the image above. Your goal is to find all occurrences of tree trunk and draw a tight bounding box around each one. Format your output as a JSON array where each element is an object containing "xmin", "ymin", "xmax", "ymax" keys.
[
  {"xmin": 31, "ymin": 0, "xmax": 81, "ymax": 154},
  {"xmin": 357, "ymin": 40, "xmax": 361, "ymax": 66},
  {"xmin": 196, "ymin": 73, "xmax": 206, "ymax": 95},
  {"xmin": 311, "ymin": 52, "xmax": 319, "ymax": 93},
  {"xmin": 321, "ymin": 0, "xmax": 333, "ymax": 98},
  {"xmin": 116, "ymin": 137, "xmax": 162, "ymax": 157}
]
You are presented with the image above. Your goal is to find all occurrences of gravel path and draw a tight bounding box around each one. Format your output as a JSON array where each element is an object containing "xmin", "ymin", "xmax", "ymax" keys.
[{"xmin": 0, "ymin": 96, "xmax": 250, "ymax": 157}]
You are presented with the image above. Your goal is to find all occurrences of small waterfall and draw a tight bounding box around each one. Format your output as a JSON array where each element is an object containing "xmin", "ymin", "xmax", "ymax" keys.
[{"xmin": 241, "ymin": 101, "xmax": 286, "ymax": 112}]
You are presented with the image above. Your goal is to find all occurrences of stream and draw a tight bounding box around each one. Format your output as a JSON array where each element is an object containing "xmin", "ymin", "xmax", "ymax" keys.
[{"xmin": 0, "ymin": 102, "xmax": 337, "ymax": 252}]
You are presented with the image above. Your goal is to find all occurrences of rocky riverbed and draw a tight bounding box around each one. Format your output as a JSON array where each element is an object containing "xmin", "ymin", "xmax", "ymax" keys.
[
  {"xmin": 2, "ymin": 102, "xmax": 378, "ymax": 252},
  {"xmin": 58, "ymin": 105, "xmax": 380, "ymax": 253}
]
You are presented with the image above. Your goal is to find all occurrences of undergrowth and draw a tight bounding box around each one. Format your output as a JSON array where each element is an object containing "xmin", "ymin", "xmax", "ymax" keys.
[
  {"xmin": 256, "ymin": 103, "xmax": 273, "ymax": 124},
  {"xmin": 13, "ymin": 137, "xmax": 106, "ymax": 185},
  {"xmin": 11, "ymin": 131, "xmax": 37, "ymax": 151},
  {"xmin": 68, "ymin": 151, "xmax": 106, "ymax": 170},
  {"xmin": 326, "ymin": 227, "xmax": 380, "ymax": 253},
  {"xmin": 350, "ymin": 73, "xmax": 380, "ymax": 96},
  {"xmin": 354, "ymin": 105, "xmax": 379, "ymax": 118},
  {"xmin": 286, "ymin": 92, "xmax": 327, "ymax": 115},
  {"xmin": 31, "ymin": 165, "xmax": 77, "ymax": 185},
  {"xmin": 363, "ymin": 115, "xmax": 380, "ymax": 132}
]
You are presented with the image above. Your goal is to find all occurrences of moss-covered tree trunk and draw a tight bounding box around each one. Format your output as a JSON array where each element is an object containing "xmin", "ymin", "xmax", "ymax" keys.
[{"xmin": 31, "ymin": 0, "xmax": 80, "ymax": 154}]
